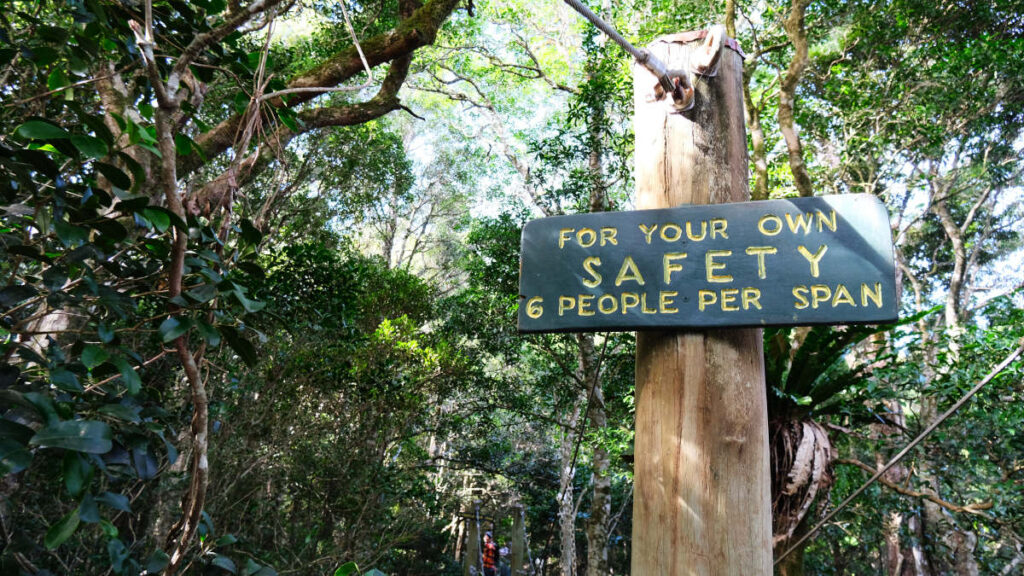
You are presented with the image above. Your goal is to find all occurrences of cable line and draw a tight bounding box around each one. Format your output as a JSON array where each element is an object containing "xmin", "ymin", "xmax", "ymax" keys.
[
  {"xmin": 560, "ymin": 0, "xmax": 695, "ymax": 109},
  {"xmin": 775, "ymin": 340, "xmax": 1024, "ymax": 565}
]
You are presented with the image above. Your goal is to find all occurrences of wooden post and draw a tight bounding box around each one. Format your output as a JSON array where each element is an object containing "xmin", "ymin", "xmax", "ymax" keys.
[
  {"xmin": 464, "ymin": 502, "xmax": 483, "ymax": 576},
  {"xmin": 631, "ymin": 32, "xmax": 771, "ymax": 575},
  {"xmin": 511, "ymin": 504, "xmax": 527, "ymax": 575}
]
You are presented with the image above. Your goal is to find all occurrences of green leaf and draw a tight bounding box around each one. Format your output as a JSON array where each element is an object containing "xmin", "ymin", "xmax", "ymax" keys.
[
  {"xmin": 0, "ymin": 284, "xmax": 38, "ymax": 308},
  {"xmin": 144, "ymin": 206, "xmax": 187, "ymax": 231},
  {"xmin": 71, "ymin": 134, "xmax": 109, "ymax": 160},
  {"xmin": 174, "ymin": 133, "xmax": 193, "ymax": 156},
  {"xmin": 63, "ymin": 452, "xmax": 92, "ymax": 497},
  {"xmin": 216, "ymin": 533, "xmax": 238, "ymax": 546},
  {"xmin": 54, "ymin": 219, "xmax": 90, "ymax": 247},
  {"xmin": 78, "ymin": 493, "xmax": 100, "ymax": 523},
  {"xmin": 42, "ymin": 266, "xmax": 68, "ymax": 291},
  {"xmin": 49, "ymin": 368, "xmax": 83, "ymax": 392},
  {"xmin": 239, "ymin": 218, "xmax": 262, "ymax": 245},
  {"xmin": 147, "ymin": 550, "xmax": 171, "ymax": 573},
  {"xmin": 186, "ymin": 284, "xmax": 218, "ymax": 304},
  {"xmin": 30, "ymin": 420, "xmax": 113, "ymax": 454},
  {"xmin": 98, "ymin": 323, "xmax": 115, "ymax": 343},
  {"xmin": 81, "ymin": 344, "xmax": 110, "ymax": 370},
  {"xmin": 242, "ymin": 559, "xmax": 263, "ymax": 576},
  {"xmin": 98, "ymin": 404, "xmax": 142, "ymax": 423},
  {"xmin": 0, "ymin": 439, "xmax": 32, "ymax": 475},
  {"xmin": 276, "ymin": 108, "xmax": 301, "ymax": 132},
  {"xmin": 211, "ymin": 554, "xmax": 238, "ymax": 573},
  {"xmin": 196, "ymin": 319, "xmax": 222, "ymax": 346},
  {"xmin": 100, "ymin": 519, "xmax": 119, "ymax": 537},
  {"xmin": 159, "ymin": 316, "xmax": 192, "ymax": 343},
  {"xmin": 138, "ymin": 142, "xmax": 162, "ymax": 158},
  {"xmin": 143, "ymin": 207, "xmax": 171, "ymax": 232},
  {"xmin": 97, "ymin": 491, "xmax": 131, "ymax": 512},
  {"xmin": 95, "ymin": 162, "xmax": 132, "ymax": 190},
  {"xmin": 232, "ymin": 288, "xmax": 265, "ymax": 313},
  {"xmin": 0, "ymin": 419, "xmax": 34, "ymax": 444},
  {"xmin": 16, "ymin": 119, "xmax": 70, "ymax": 140},
  {"xmin": 47, "ymin": 68, "xmax": 69, "ymax": 92},
  {"xmin": 220, "ymin": 326, "xmax": 258, "ymax": 367},
  {"xmin": 22, "ymin": 392, "xmax": 59, "ymax": 425},
  {"xmin": 334, "ymin": 562, "xmax": 359, "ymax": 576},
  {"xmin": 364, "ymin": 570, "xmax": 387, "ymax": 576},
  {"xmin": 110, "ymin": 355, "xmax": 142, "ymax": 395},
  {"xmin": 44, "ymin": 509, "xmax": 80, "ymax": 549}
]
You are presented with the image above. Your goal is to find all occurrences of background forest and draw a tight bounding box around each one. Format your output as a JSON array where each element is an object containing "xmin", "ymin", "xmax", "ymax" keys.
[{"xmin": 1, "ymin": 0, "xmax": 1023, "ymax": 574}]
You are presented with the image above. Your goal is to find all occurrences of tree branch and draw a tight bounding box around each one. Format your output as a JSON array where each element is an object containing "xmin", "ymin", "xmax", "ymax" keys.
[
  {"xmin": 185, "ymin": 0, "xmax": 461, "ymax": 177},
  {"xmin": 836, "ymin": 458, "xmax": 993, "ymax": 516}
]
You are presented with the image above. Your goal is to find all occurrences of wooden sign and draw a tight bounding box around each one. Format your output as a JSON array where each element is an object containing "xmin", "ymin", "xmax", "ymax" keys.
[{"xmin": 518, "ymin": 194, "xmax": 897, "ymax": 333}]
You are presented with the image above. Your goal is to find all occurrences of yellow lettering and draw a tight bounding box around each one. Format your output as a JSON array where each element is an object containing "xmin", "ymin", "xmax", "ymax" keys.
[
  {"xmin": 621, "ymin": 293, "xmax": 640, "ymax": 314},
  {"xmin": 558, "ymin": 228, "xmax": 574, "ymax": 249},
  {"xmin": 698, "ymin": 290, "xmax": 717, "ymax": 311},
  {"xmin": 598, "ymin": 294, "xmax": 618, "ymax": 314},
  {"xmin": 660, "ymin": 223, "xmax": 682, "ymax": 242},
  {"xmin": 600, "ymin": 227, "xmax": 618, "ymax": 246},
  {"xmin": 721, "ymin": 288, "xmax": 739, "ymax": 311},
  {"xmin": 686, "ymin": 221, "xmax": 706, "ymax": 241},
  {"xmin": 578, "ymin": 294, "xmax": 595, "ymax": 316},
  {"xmin": 638, "ymin": 223, "xmax": 658, "ymax": 244},
  {"xmin": 745, "ymin": 246, "xmax": 777, "ymax": 279},
  {"xmin": 811, "ymin": 284, "xmax": 831, "ymax": 309},
  {"xmin": 559, "ymin": 296, "xmax": 575, "ymax": 316},
  {"xmin": 576, "ymin": 228, "xmax": 596, "ymax": 248},
  {"xmin": 831, "ymin": 284, "xmax": 856, "ymax": 307},
  {"xmin": 786, "ymin": 212, "xmax": 815, "ymax": 234},
  {"xmin": 861, "ymin": 282, "xmax": 883, "ymax": 308},
  {"xmin": 663, "ymin": 252, "xmax": 688, "ymax": 284},
  {"xmin": 615, "ymin": 256, "xmax": 646, "ymax": 286},
  {"xmin": 742, "ymin": 287, "xmax": 762, "ymax": 310},
  {"xmin": 793, "ymin": 286, "xmax": 809, "ymax": 309},
  {"xmin": 641, "ymin": 293, "xmax": 657, "ymax": 314},
  {"xmin": 582, "ymin": 256, "xmax": 602, "ymax": 288},
  {"xmin": 758, "ymin": 214, "xmax": 782, "ymax": 236},
  {"xmin": 526, "ymin": 296, "xmax": 544, "ymax": 318},
  {"xmin": 711, "ymin": 218, "xmax": 728, "ymax": 239},
  {"xmin": 817, "ymin": 210, "xmax": 837, "ymax": 232},
  {"xmin": 797, "ymin": 244, "xmax": 829, "ymax": 277},
  {"xmin": 705, "ymin": 250, "xmax": 733, "ymax": 283},
  {"xmin": 660, "ymin": 291, "xmax": 679, "ymax": 314}
]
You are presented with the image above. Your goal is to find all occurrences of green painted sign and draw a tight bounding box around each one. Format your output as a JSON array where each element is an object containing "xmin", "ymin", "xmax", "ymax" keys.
[{"xmin": 518, "ymin": 194, "xmax": 898, "ymax": 333}]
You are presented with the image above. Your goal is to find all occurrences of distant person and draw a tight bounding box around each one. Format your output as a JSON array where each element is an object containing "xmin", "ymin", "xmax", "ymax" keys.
[
  {"xmin": 482, "ymin": 531, "xmax": 499, "ymax": 576},
  {"xmin": 498, "ymin": 541, "xmax": 511, "ymax": 576}
]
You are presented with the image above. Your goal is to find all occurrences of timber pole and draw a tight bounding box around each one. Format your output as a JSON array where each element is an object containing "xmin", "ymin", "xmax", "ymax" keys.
[
  {"xmin": 631, "ymin": 32, "xmax": 772, "ymax": 575},
  {"xmin": 464, "ymin": 501, "xmax": 483, "ymax": 576},
  {"xmin": 511, "ymin": 504, "xmax": 527, "ymax": 575}
]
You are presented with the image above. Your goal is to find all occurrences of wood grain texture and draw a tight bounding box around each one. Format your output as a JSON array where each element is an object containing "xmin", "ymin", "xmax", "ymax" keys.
[{"xmin": 631, "ymin": 34, "xmax": 772, "ymax": 575}]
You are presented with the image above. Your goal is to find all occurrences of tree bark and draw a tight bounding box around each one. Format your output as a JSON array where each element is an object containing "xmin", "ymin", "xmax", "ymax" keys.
[
  {"xmin": 631, "ymin": 33, "xmax": 771, "ymax": 575},
  {"xmin": 778, "ymin": 0, "xmax": 814, "ymax": 197},
  {"xmin": 558, "ymin": 390, "xmax": 584, "ymax": 576},
  {"xmin": 512, "ymin": 504, "xmax": 528, "ymax": 575},
  {"xmin": 580, "ymin": 334, "xmax": 610, "ymax": 576}
]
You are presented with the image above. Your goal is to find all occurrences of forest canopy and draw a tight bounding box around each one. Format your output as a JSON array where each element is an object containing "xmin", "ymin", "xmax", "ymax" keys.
[{"xmin": 1, "ymin": 0, "xmax": 1023, "ymax": 575}]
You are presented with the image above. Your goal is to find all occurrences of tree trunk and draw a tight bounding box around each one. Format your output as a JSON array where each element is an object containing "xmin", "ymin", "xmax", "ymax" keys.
[
  {"xmin": 512, "ymin": 505, "xmax": 527, "ymax": 575},
  {"xmin": 631, "ymin": 32, "xmax": 771, "ymax": 575},
  {"xmin": 778, "ymin": 0, "xmax": 814, "ymax": 197},
  {"xmin": 558, "ymin": 397, "xmax": 583, "ymax": 576},
  {"xmin": 580, "ymin": 334, "xmax": 610, "ymax": 576}
]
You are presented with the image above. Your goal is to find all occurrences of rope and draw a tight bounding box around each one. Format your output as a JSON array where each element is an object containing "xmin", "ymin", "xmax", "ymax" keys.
[{"xmin": 774, "ymin": 340, "xmax": 1024, "ymax": 565}]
